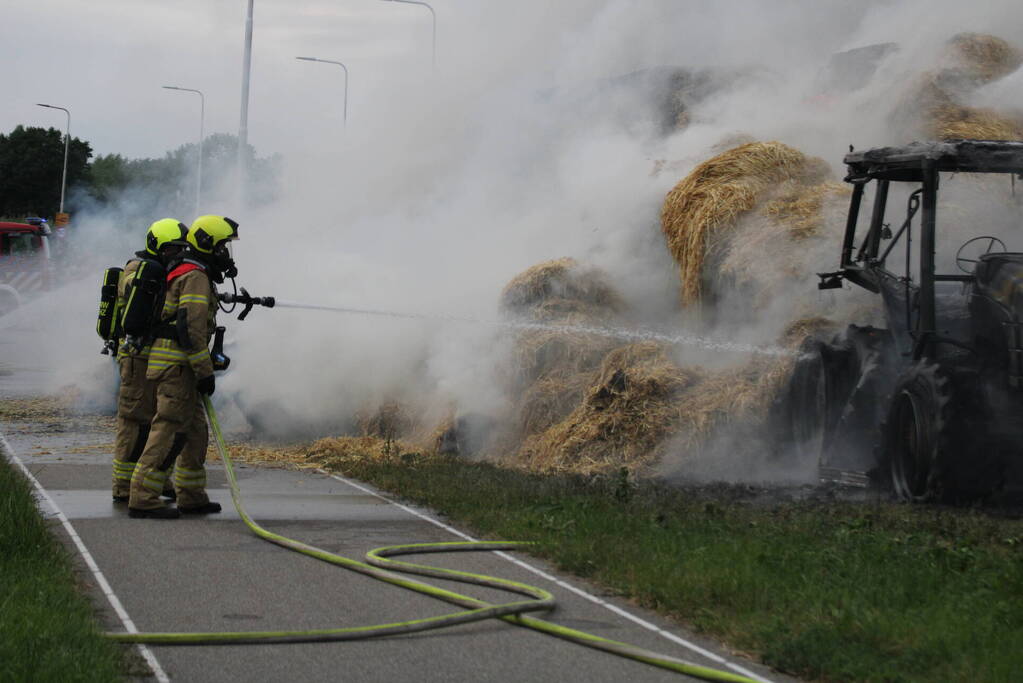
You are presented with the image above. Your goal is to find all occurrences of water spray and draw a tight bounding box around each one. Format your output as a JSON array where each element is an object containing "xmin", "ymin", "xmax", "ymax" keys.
[
  {"xmin": 267, "ymin": 298, "xmax": 795, "ymax": 358},
  {"xmin": 215, "ymin": 290, "xmax": 793, "ymax": 357}
]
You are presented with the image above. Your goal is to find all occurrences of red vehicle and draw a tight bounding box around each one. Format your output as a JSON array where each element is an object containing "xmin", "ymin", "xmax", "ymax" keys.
[{"xmin": 0, "ymin": 219, "xmax": 53, "ymax": 315}]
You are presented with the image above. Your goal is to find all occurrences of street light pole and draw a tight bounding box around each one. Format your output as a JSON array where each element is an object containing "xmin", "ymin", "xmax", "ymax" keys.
[
  {"xmin": 163, "ymin": 86, "xmax": 205, "ymax": 217},
  {"xmin": 238, "ymin": 0, "xmax": 254, "ymax": 205},
  {"xmin": 380, "ymin": 0, "xmax": 436, "ymax": 70},
  {"xmin": 295, "ymin": 57, "xmax": 349, "ymax": 126},
  {"xmin": 35, "ymin": 103, "xmax": 70, "ymax": 214}
]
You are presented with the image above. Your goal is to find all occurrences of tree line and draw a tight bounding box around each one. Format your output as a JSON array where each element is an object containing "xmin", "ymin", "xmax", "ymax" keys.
[{"xmin": 0, "ymin": 125, "xmax": 281, "ymax": 225}]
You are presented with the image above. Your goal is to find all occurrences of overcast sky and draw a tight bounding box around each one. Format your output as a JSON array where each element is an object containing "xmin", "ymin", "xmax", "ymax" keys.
[
  {"xmin": 0, "ymin": 0, "xmax": 460, "ymax": 159},
  {"xmin": 3, "ymin": 0, "xmax": 710, "ymax": 161},
  {"xmin": 0, "ymin": 0, "xmax": 895, "ymax": 162},
  {"xmin": 5, "ymin": 0, "xmax": 1022, "ymax": 163}
]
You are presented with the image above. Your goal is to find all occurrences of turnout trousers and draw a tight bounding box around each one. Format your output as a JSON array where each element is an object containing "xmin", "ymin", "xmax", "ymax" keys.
[
  {"xmin": 128, "ymin": 364, "xmax": 210, "ymax": 510},
  {"xmin": 112, "ymin": 355, "xmax": 156, "ymax": 499}
]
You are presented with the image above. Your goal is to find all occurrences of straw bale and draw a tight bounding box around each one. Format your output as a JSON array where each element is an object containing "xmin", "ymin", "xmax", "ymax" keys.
[
  {"xmin": 529, "ymin": 298, "xmax": 616, "ymax": 323},
  {"xmin": 779, "ymin": 317, "xmax": 839, "ymax": 348},
  {"xmin": 928, "ymin": 104, "xmax": 1023, "ymax": 141},
  {"xmin": 707, "ymin": 175, "xmax": 845, "ymax": 314},
  {"xmin": 510, "ymin": 327, "xmax": 617, "ymax": 387},
  {"xmin": 891, "ymin": 34, "xmax": 1023, "ymax": 142},
  {"xmin": 500, "ymin": 258, "xmax": 621, "ymax": 318},
  {"xmin": 912, "ymin": 35, "xmax": 1021, "ymax": 109},
  {"xmin": 671, "ymin": 356, "xmax": 791, "ymax": 453},
  {"xmin": 496, "ymin": 259, "xmax": 620, "ymax": 454},
  {"xmin": 764, "ymin": 182, "xmax": 852, "ymax": 240},
  {"xmin": 501, "ymin": 258, "xmax": 623, "ymax": 389},
  {"xmin": 516, "ymin": 342, "xmax": 799, "ymax": 476},
  {"xmin": 517, "ymin": 370, "xmax": 596, "ymax": 436},
  {"xmin": 660, "ymin": 141, "xmax": 827, "ymax": 307},
  {"xmin": 519, "ymin": 342, "xmax": 703, "ymax": 474},
  {"xmin": 947, "ymin": 32, "xmax": 1023, "ymax": 82}
]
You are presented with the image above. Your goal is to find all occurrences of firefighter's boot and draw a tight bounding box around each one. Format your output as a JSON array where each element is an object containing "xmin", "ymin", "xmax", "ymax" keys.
[
  {"xmin": 129, "ymin": 506, "xmax": 180, "ymax": 520},
  {"xmin": 129, "ymin": 367, "xmax": 192, "ymax": 513}
]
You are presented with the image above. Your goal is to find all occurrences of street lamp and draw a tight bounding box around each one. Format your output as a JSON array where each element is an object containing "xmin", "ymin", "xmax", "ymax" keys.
[
  {"xmin": 35, "ymin": 103, "xmax": 70, "ymax": 215},
  {"xmin": 379, "ymin": 0, "xmax": 436, "ymax": 69},
  {"xmin": 295, "ymin": 57, "xmax": 349, "ymax": 126},
  {"xmin": 238, "ymin": 0, "xmax": 255, "ymax": 207},
  {"xmin": 163, "ymin": 86, "xmax": 205, "ymax": 216}
]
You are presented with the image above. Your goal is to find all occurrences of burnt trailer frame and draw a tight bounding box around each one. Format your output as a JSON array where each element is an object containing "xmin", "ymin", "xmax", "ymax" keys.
[{"xmin": 793, "ymin": 140, "xmax": 1023, "ymax": 501}]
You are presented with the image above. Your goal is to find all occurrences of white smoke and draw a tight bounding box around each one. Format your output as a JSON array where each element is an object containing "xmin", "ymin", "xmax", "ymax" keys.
[{"xmin": 9, "ymin": 1, "xmax": 1023, "ymax": 456}]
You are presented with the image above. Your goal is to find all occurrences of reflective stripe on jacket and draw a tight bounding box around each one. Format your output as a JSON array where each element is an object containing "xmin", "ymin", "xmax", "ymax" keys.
[{"xmin": 146, "ymin": 267, "xmax": 216, "ymax": 378}]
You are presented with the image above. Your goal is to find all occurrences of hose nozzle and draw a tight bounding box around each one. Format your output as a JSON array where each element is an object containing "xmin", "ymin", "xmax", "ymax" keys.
[{"xmin": 218, "ymin": 288, "xmax": 276, "ymax": 320}]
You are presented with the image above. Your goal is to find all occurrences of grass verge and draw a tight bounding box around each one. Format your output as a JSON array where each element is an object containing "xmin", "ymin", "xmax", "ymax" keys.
[
  {"xmin": 0, "ymin": 454, "xmax": 123, "ymax": 683},
  {"xmin": 315, "ymin": 450, "xmax": 1023, "ymax": 683}
]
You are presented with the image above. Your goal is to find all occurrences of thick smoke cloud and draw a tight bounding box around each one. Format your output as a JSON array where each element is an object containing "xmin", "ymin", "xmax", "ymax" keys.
[{"xmin": 9, "ymin": 1, "xmax": 1023, "ymax": 456}]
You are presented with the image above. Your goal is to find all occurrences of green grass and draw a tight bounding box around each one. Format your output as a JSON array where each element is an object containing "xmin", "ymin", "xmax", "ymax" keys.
[
  {"xmin": 322, "ymin": 453, "xmax": 1023, "ymax": 683},
  {"xmin": 0, "ymin": 457, "xmax": 123, "ymax": 683}
]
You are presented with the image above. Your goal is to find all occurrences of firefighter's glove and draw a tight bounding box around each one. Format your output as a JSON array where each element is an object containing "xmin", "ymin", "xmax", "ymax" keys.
[{"xmin": 197, "ymin": 375, "xmax": 216, "ymax": 396}]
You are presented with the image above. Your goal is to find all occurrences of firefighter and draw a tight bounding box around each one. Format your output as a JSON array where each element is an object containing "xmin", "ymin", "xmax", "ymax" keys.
[
  {"xmin": 128, "ymin": 215, "xmax": 239, "ymax": 519},
  {"xmin": 111, "ymin": 219, "xmax": 188, "ymax": 503}
]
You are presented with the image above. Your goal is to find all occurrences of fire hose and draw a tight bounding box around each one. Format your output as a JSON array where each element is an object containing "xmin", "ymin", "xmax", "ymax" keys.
[{"xmin": 104, "ymin": 397, "xmax": 763, "ymax": 682}]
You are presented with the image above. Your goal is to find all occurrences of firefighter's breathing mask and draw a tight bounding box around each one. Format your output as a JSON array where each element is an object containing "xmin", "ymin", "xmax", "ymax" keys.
[{"xmin": 214, "ymin": 241, "xmax": 238, "ymax": 280}]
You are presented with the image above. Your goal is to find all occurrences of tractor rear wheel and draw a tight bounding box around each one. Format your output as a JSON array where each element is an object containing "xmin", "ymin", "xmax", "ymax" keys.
[
  {"xmin": 782, "ymin": 337, "xmax": 858, "ymax": 464},
  {"xmin": 788, "ymin": 343, "xmax": 827, "ymax": 461},
  {"xmin": 883, "ymin": 362, "xmax": 953, "ymax": 502}
]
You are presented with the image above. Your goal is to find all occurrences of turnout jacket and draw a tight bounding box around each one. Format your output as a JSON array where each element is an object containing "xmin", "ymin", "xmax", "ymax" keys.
[{"xmin": 146, "ymin": 261, "xmax": 217, "ymax": 380}]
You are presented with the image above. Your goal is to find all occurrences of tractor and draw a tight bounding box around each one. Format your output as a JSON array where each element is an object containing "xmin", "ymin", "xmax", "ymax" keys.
[{"xmin": 781, "ymin": 140, "xmax": 1023, "ymax": 502}]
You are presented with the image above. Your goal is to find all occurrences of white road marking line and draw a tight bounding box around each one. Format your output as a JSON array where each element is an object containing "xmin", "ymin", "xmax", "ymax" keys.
[
  {"xmin": 0, "ymin": 433, "xmax": 171, "ymax": 683},
  {"xmin": 321, "ymin": 469, "xmax": 773, "ymax": 683}
]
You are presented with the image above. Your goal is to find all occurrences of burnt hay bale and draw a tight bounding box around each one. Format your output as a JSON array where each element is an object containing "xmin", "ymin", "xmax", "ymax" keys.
[
  {"xmin": 519, "ymin": 342, "xmax": 702, "ymax": 474},
  {"xmin": 660, "ymin": 141, "xmax": 835, "ymax": 308},
  {"xmin": 499, "ymin": 257, "xmax": 621, "ymax": 319}
]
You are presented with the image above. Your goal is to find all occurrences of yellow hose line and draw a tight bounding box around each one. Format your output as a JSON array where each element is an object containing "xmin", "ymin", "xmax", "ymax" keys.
[{"xmin": 106, "ymin": 397, "xmax": 762, "ymax": 683}]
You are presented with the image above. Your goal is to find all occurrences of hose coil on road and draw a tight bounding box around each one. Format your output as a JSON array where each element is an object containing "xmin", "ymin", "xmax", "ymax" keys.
[{"xmin": 107, "ymin": 397, "xmax": 763, "ymax": 683}]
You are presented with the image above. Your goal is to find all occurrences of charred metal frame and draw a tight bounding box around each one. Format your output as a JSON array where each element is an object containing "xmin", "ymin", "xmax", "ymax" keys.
[{"xmin": 819, "ymin": 140, "xmax": 1023, "ymax": 361}]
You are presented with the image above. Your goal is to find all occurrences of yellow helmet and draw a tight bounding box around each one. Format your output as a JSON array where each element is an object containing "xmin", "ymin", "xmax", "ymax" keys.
[
  {"xmin": 145, "ymin": 218, "xmax": 188, "ymax": 255},
  {"xmin": 188, "ymin": 215, "xmax": 239, "ymax": 254}
]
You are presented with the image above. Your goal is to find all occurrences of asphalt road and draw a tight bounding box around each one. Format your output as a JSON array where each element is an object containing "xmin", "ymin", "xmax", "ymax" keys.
[{"xmin": 1, "ymin": 315, "xmax": 791, "ymax": 683}]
